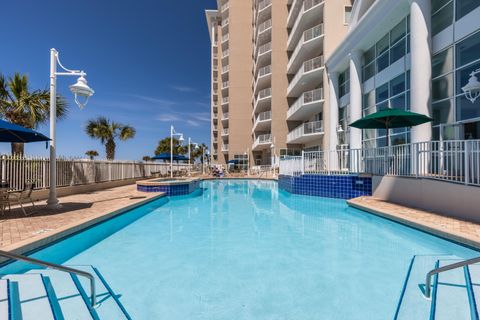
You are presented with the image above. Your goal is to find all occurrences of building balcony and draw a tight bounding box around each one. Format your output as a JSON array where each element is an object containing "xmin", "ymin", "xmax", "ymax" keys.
[
  {"xmin": 287, "ymin": 120, "xmax": 324, "ymax": 144},
  {"xmin": 222, "ymin": 97, "xmax": 229, "ymax": 105},
  {"xmin": 213, "ymin": 112, "xmax": 218, "ymax": 120},
  {"xmin": 221, "ymin": 65, "xmax": 229, "ymax": 74},
  {"xmin": 257, "ymin": 0, "xmax": 272, "ymax": 24},
  {"xmin": 287, "ymin": 0, "xmax": 325, "ymax": 50},
  {"xmin": 254, "ymin": 87, "xmax": 272, "ymax": 114},
  {"xmin": 221, "ymin": 34, "xmax": 229, "ymax": 44},
  {"xmin": 252, "ymin": 110, "xmax": 272, "ymax": 132},
  {"xmin": 287, "ymin": 55, "xmax": 324, "ymax": 97},
  {"xmin": 254, "ymin": 65, "xmax": 272, "ymax": 94},
  {"xmin": 255, "ymin": 19, "xmax": 272, "ymax": 47},
  {"xmin": 221, "ymin": 2, "xmax": 229, "ymax": 13},
  {"xmin": 213, "ymin": 125, "xmax": 218, "ymax": 131},
  {"xmin": 252, "ymin": 133, "xmax": 272, "ymax": 151},
  {"xmin": 222, "ymin": 128, "xmax": 229, "ymax": 136},
  {"xmin": 287, "ymin": 88, "xmax": 324, "ymax": 121},
  {"xmin": 221, "ymin": 18, "xmax": 229, "ymax": 28},
  {"xmin": 222, "ymin": 49, "xmax": 229, "ymax": 59},
  {"xmin": 287, "ymin": 0, "xmax": 302, "ymax": 28},
  {"xmin": 222, "ymin": 81, "xmax": 229, "ymax": 90},
  {"xmin": 221, "ymin": 112, "xmax": 229, "ymax": 121},
  {"xmin": 222, "ymin": 144, "xmax": 229, "ymax": 152},
  {"xmin": 213, "ymin": 137, "xmax": 218, "ymax": 143},
  {"xmin": 287, "ymin": 24, "xmax": 324, "ymax": 74},
  {"xmin": 255, "ymin": 42, "xmax": 272, "ymax": 69}
]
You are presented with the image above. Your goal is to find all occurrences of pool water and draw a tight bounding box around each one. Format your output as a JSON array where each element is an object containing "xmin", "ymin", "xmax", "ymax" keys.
[{"xmin": 3, "ymin": 180, "xmax": 477, "ymax": 319}]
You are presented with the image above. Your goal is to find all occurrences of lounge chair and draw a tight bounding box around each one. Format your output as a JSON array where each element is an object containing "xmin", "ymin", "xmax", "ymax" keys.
[{"xmin": 9, "ymin": 181, "xmax": 36, "ymax": 216}]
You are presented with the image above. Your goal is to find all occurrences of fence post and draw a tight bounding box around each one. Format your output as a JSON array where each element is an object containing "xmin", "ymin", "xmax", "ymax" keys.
[
  {"xmin": 465, "ymin": 141, "xmax": 470, "ymax": 186},
  {"xmin": 108, "ymin": 162, "xmax": 112, "ymax": 181},
  {"xmin": 301, "ymin": 151, "xmax": 304, "ymax": 175}
]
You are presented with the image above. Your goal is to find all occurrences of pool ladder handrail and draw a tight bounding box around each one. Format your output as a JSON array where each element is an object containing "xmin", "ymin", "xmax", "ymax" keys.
[
  {"xmin": 0, "ymin": 249, "xmax": 97, "ymax": 307},
  {"xmin": 424, "ymin": 256, "xmax": 480, "ymax": 299}
]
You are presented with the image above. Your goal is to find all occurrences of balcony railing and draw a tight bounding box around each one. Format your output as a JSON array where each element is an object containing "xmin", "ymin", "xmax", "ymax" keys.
[
  {"xmin": 288, "ymin": 24, "xmax": 324, "ymax": 70},
  {"xmin": 257, "ymin": 19, "xmax": 272, "ymax": 36},
  {"xmin": 221, "ymin": 2, "xmax": 229, "ymax": 12},
  {"xmin": 288, "ymin": 0, "xmax": 324, "ymax": 48},
  {"xmin": 213, "ymin": 125, "xmax": 218, "ymax": 131},
  {"xmin": 222, "ymin": 144, "xmax": 229, "ymax": 151},
  {"xmin": 258, "ymin": 0, "xmax": 272, "ymax": 12},
  {"xmin": 257, "ymin": 65, "xmax": 272, "ymax": 78},
  {"xmin": 213, "ymin": 65, "xmax": 218, "ymax": 71},
  {"xmin": 253, "ymin": 111, "xmax": 272, "ymax": 130},
  {"xmin": 222, "ymin": 34, "xmax": 229, "ymax": 43},
  {"xmin": 287, "ymin": 88, "xmax": 324, "ymax": 118},
  {"xmin": 213, "ymin": 113, "xmax": 218, "ymax": 119},
  {"xmin": 287, "ymin": 120, "xmax": 323, "ymax": 142},
  {"xmin": 253, "ymin": 133, "xmax": 272, "ymax": 149},
  {"xmin": 222, "ymin": 49, "xmax": 229, "ymax": 58},
  {"xmin": 288, "ymin": 56, "xmax": 324, "ymax": 92},
  {"xmin": 222, "ymin": 112, "xmax": 229, "ymax": 120},
  {"xmin": 222, "ymin": 97, "xmax": 229, "ymax": 104},
  {"xmin": 257, "ymin": 42, "xmax": 272, "ymax": 58},
  {"xmin": 222, "ymin": 65, "xmax": 229, "ymax": 73},
  {"xmin": 257, "ymin": 87, "xmax": 272, "ymax": 101},
  {"xmin": 222, "ymin": 128, "xmax": 229, "ymax": 135},
  {"xmin": 222, "ymin": 81, "xmax": 229, "ymax": 89},
  {"xmin": 222, "ymin": 18, "xmax": 229, "ymax": 27}
]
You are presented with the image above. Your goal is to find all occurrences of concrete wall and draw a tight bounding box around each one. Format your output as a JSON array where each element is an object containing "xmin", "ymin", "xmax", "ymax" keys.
[
  {"xmin": 30, "ymin": 179, "xmax": 139, "ymax": 202},
  {"xmin": 373, "ymin": 176, "xmax": 480, "ymax": 223}
]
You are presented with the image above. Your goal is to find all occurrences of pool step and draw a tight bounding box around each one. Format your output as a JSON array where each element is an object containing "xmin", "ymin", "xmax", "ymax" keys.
[
  {"xmin": 395, "ymin": 255, "xmax": 480, "ymax": 320},
  {"xmin": 1, "ymin": 265, "xmax": 130, "ymax": 320}
]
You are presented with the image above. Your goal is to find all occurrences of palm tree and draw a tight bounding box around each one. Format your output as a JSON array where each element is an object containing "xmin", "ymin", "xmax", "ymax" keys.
[
  {"xmin": 155, "ymin": 137, "xmax": 186, "ymax": 156},
  {"xmin": 85, "ymin": 150, "xmax": 99, "ymax": 160},
  {"xmin": 85, "ymin": 117, "xmax": 136, "ymax": 160},
  {"xmin": 0, "ymin": 73, "xmax": 67, "ymax": 155},
  {"xmin": 142, "ymin": 156, "xmax": 152, "ymax": 162}
]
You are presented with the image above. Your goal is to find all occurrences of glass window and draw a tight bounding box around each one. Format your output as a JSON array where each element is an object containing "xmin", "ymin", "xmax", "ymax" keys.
[
  {"xmin": 456, "ymin": 31, "xmax": 480, "ymax": 67},
  {"xmin": 376, "ymin": 35, "xmax": 389, "ymax": 56},
  {"xmin": 376, "ymin": 83, "xmax": 389, "ymax": 103},
  {"xmin": 391, "ymin": 133, "xmax": 408, "ymax": 146},
  {"xmin": 391, "ymin": 94, "xmax": 406, "ymax": 110},
  {"xmin": 364, "ymin": 46, "xmax": 376, "ymax": 65},
  {"xmin": 432, "ymin": 47, "xmax": 453, "ymax": 78},
  {"xmin": 456, "ymin": 94, "xmax": 480, "ymax": 121},
  {"xmin": 456, "ymin": 0, "xmax": 480, "ymax": 21},
  {"xmin": 344, "ymin": 6, "xmax": 353, "ymax": 24},
  {"xmin": 363, "ymin": 90, "xmax": 375, "ymax": 109},
  {"xmin": 456, "ymin": 60, "xmax": 480, "ymax": 96},
  {"xmin": 432, "ymin": 2, "xmax": 453, "ymax": 36},
  {"xmin": 377, "ymin": 101, "xmax": 389, "ymax": 111},
  {"xmin": 432, "ymin": 99, "xmax": 454, "ymax": 125},
  {"xmin": 432, "ymin": 0, "xmax": 452, "ymax": 13},
  {"xmin": 363, "ymin": 63, "xmax": 375, "ymax": 80},
  {"xmin": 377, "ymin": 52, "xmax": 389, "ymax": 73},
  {"xmin": 390, "ymin": 74, "xmax": 405, "ymax": 96},
  {"xmin": 432, "ymin": 73, "xmax": 453, "ymax": 102},
  {"xmin": 390, "ymin": 19, "xmax": 406, "ymax": 45},
  {"xmin": 390, "ymin": 40, "xmax": 406, "ymax": 64}
]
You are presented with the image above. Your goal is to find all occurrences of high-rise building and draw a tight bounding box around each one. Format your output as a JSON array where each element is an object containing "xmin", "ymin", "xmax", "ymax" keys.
[{"xmin": 206, "ymin": 0, "xmax": 355, "ymax": 168}]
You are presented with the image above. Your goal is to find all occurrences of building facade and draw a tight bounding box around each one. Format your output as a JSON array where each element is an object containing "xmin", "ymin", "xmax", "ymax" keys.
[
  {"xmin": 207, "ymin": 0, "xmax": 354, "ymax": 168},
  {"xmin": 326, "ymin": 0, "xmax": 480, "ymax": 153}
]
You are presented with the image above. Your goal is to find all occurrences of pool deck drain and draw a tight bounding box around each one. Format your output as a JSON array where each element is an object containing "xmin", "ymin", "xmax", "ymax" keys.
[
  {"xmin": 0, "ymin": 184, "xmax": 165, "ymax": 258},
  {"xmin": 348, "ymin": 196, "xmax": 480, "ymax": 250}
]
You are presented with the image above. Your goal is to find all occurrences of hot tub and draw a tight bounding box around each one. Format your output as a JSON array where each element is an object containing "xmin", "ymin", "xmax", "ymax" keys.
[{"xmin": 136, "ymin": 178, "xmax": 200, "ymax": 196}]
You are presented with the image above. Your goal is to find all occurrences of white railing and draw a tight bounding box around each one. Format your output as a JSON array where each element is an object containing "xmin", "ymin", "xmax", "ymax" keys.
[
  {"xmin": 222, "ymin": 65, "xmax": 229, "ymax": 73},
  {"xmin": 222, "ymin": 49, "xmax": 229, "ymax": 58},
  {"xmin": 222, "ymin": 34, "xmax": 229, "ymax": 43},
  {"xmin": 222, "ymin": 81, "xmax": 229, "ymax": 89},
  {"xmin": 257, "ymin": 65, "xmax": 272, "ymax": 79},
  {"xmin": 288, "ymin": 0, "xmax": 324, "ymax": 48},
  {"xmin": 257, "ymin": 42, "xmax": 272, "ymax": 58},
  {"xmin": 221, "ymin": 2, "xmax": 229, "ymax": 12},
  {"xmin": 253, "ymin": 134, "xmax": 272, "ymax": 149},
  {"xmin": 222, "ymin": 128, "xmax": 229, "ymax": 135},
  {"xmin": 258, "ymin": 0, "xmax": 272, "ymax": 12},
  {"xmin": 287, "ymin": 120, "xmax": 323, "ymax": 143},
  {"xmin": 288, "ymin": 24, "xmax": 324, "ymax": 71},
  {"xmin": 0, "ymin": 155, "xmax": 189, "ymax": 192},
  {"xmin": 222, "ymin": 18, "xmax": 229, "ymax": 27},
  {"xmin": 257, "ymin": 19, "xmax": 272, "ymax": 38},
  {"xmin": 222, "ymin": 144, "xmax": 229, "ymax": 152},
  {"xmin": 253, "ymin": 111, "xmax": 272, "ymax": 130},
  {"xmin": 288, "ymin": 56, "xmax": 324, "ymax": 93},
  {"xmin": 279, "ymin": 140, "xmax": 480, "ymax": 187},
  {"xmin": 222, "ymin": 112, "xmax": 229, "ymax": 120},
  {"xmin": 257, "ymin": 87, "xmax": 272, "ymax": 100},
  {"xmin": 222, "ymin": 97, "xmax": 229, "ymax": 104},
  {"xmin": 287, "ymin": 88, "xmax": 324, "ymax": 119}
]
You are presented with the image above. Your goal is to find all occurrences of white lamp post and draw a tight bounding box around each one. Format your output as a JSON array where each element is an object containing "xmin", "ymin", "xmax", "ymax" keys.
[
  {"xmin": 47, "ymin": 48, "xmax": 94, "ymax": 209},
  {"xmin": 462, "ymin": 68, "xmax": 480, "ymax": 103},
  {"xmin": 170, "ymin": 125, "xmax": 184, "ymax": 178},
  {"xmin": 188, "ymin": 138, "xmax": 199, "ymax": 177}
]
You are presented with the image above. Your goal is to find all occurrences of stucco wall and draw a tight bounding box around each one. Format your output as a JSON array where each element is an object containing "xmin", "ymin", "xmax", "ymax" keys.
[{"xmin": 372, "ymin": 176, "xmax": 480, "ymax": 223}]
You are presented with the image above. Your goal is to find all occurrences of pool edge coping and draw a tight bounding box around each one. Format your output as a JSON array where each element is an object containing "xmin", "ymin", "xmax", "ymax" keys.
[
  {"xmin": 0, "ymin": 192, "xmax": 167, "ymax": 258},
  {"xmin": 347, "ymin": 198, "xmax": 480, "ymax": 250}
]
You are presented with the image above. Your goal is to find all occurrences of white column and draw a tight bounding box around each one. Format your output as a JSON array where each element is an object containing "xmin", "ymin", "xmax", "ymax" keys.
[
  {"xmin": 349, "ymin": 50, "xmax": 363, "ymax": 150},
  {"xmin": 47, "ymin": 49, "xmax": 59, "ymax": 208},
  {"xmin": 410, "ymin": 0, "xmax": 432, "ymax": 144},
  {"xmin": 328, "ymin": 72, "xmax": 339, "ymax": 170}
]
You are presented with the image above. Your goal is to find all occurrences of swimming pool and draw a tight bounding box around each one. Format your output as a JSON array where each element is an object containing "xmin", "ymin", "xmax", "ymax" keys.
[{"xmin": 2, "ymin": 180, "xmax": 477, "ymax": 319}]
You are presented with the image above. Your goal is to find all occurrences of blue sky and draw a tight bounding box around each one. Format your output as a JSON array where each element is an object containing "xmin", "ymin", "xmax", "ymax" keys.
[{"xmin": 0, "ymin": 0, "xmax": 217, "ymax": 160}]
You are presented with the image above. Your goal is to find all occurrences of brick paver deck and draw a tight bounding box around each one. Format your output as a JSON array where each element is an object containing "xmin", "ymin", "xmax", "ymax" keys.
[
  {"xmin": 348, "ymin": 196, "xmax": 480, "ymax": 249},
  {"xmin": 0, "ymin": 185, "xmax": 164, "ymax": 255}
]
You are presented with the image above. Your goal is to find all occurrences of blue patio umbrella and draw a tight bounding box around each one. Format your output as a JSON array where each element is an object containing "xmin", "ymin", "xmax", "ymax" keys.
[
  {"xmin": 152, "ymin": 153, "xmax": 189, "ymax": 162},
  {"xmin": 0, "ymin": 119, "xmax": 50, "ymax": 143},
  {"xmin": 227, "ymin": 159, "xmax": 239, "ymax": 164}
]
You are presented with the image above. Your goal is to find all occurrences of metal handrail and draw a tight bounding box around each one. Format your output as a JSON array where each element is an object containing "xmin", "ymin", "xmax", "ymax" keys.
[
  {"xmin": 425, "ymin": 256, "xmax": 480, "ymax": 298},
  {"xmin": 0, "ymin": 249, "xmax": 97, "ymax": 307}
]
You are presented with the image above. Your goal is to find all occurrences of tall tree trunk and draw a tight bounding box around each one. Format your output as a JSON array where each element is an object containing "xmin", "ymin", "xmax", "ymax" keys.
[
  {"xmin": 11, "ymin": 143, "xmax": 24, "ymax": 156},
  {"xmin": 105, "ymin": 139, "xmax": 116, "ymax": 160}
]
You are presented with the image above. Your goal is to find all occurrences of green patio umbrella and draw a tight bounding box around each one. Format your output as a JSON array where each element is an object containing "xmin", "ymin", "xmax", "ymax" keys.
[{"xmin": 349, "ymin": 108, "xmax": 433, "ymax": 146}]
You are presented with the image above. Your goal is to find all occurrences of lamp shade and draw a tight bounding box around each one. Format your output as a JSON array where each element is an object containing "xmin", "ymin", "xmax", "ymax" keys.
[{"xmin": 69, "ymin": 76, "xmax": 94, "ymax": 98}]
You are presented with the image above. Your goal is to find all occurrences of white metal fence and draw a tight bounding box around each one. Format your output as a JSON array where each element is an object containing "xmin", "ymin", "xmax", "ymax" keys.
[
  {"xmin": 279, "ymin": 140, "xmax": 480, "ymax": 187},
  {"xmin": 0, "ymin": 155, "xmax": 189, "ymax": 191}
]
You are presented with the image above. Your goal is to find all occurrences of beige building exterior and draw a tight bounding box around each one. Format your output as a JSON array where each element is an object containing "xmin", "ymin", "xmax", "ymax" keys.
[{"xmin": 206, "ymin": 0, "xmax": 354, "ymax": 168}]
